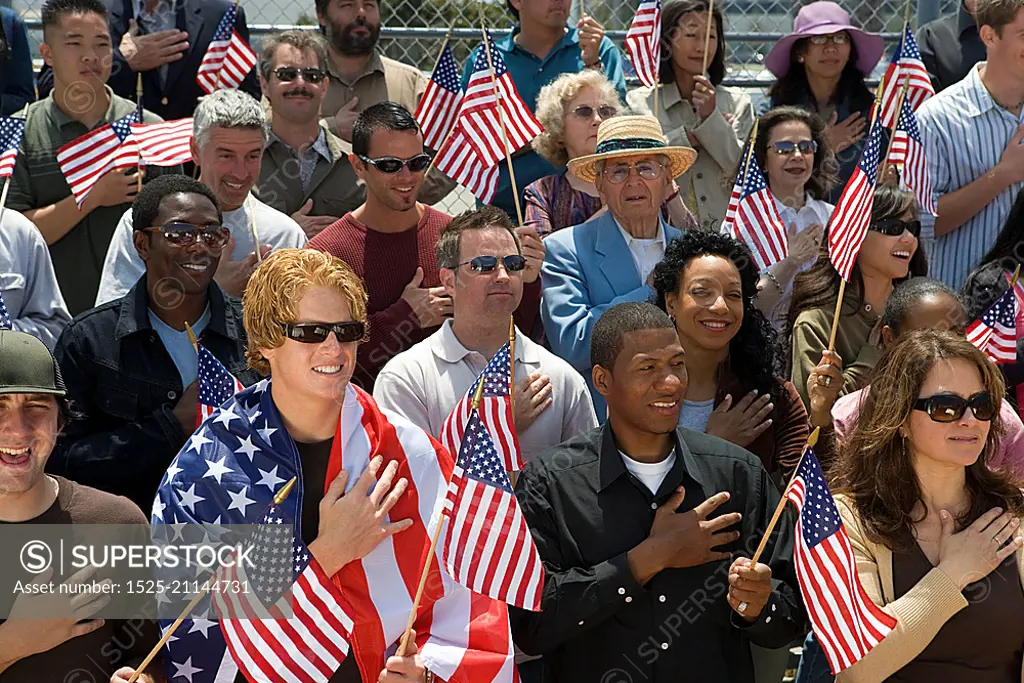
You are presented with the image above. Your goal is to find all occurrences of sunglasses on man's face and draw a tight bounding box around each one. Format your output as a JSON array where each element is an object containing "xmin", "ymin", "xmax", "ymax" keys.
[
  {"xmin": 870, "ymin": 218, "xmax": 921, "ymax": 238},
  {"xmin": 273, "ymin": 66, "xmax": 327, "ymax": 84},
  {"xmin": 913, "ymin": 392, "xmax": 996, "ymax": 423},
  {"xmin": 358, "ymin": 154, "xmax": 432, "ymax": 174},
  {"xmin": 770, "ymin": 140, "xmax": 818, "ymax": 156},
  {"xmin": 280, "ymin": 321, "xmax": 367, "ymax": 344},
  {"xmin": 144, "ymin": 223, "xmax": 230, "ymax": 249},
  {"xmin": 455, "ymin": 255, "xmax": 527, "ymax": 274}
]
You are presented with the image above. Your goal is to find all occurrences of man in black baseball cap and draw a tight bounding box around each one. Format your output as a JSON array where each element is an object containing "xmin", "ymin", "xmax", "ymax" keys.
[{"xmin": 0, "ymin": 330, "xmax": 161, "ymax": 682}]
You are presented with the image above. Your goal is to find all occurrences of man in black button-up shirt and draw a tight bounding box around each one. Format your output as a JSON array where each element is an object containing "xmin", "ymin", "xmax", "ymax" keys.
[
  {"xmin": 916, "ymin": 0, "xmax": 986, "ymax": 93},
  {"xmin": 511, "ymin": 302, "xmax": 805, "ymax": 681}
]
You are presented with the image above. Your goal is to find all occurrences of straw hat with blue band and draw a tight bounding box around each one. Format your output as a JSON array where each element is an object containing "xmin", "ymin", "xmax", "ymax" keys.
[{"xmin": 567, "ymin": 115, "xmax": 698, "ymax": 185}]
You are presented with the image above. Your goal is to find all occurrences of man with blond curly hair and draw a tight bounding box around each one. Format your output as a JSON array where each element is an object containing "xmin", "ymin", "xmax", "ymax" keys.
[{"xmin": 138, "ymin": 248, "xmax": 518, "ymax": 683}]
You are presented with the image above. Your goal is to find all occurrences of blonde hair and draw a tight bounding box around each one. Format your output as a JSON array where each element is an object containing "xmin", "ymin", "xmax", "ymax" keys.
[
  {"xmin": 532, "ymin": 71, "xmax": 623, "ymax": 167},
  {"xmin": 242, "ymin": 249, "xmax": 368, "ymax": 375}
]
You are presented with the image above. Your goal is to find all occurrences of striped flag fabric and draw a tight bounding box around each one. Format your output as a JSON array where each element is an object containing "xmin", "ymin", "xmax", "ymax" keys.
[
  {"xmin": 0, "ymin": 290, "xmax": 10, "ymax": 329},
  {"xmin": 0, "ymin": 117, "xmax": 25, "ymax": 179},
  {"xmin": 57, "ymin": 111, "xmax": 140, "ymax": 208},
  {"xmin": 888, "ymin": 96, "xmax": 936, "ymax": 215},
  {"xmin": 442, "ymin": 409, "xmax": 544, "ymax": 610},
  {"xmin": 197, "ymin": 343, "xmax": 244, "ymax": 428},
  {"xmin": 828, "ymin": 118, "xmax": 885, "ymax": 281},
  {"xmin": 434, "ymin": 129, "xmax": 500, "ymax": 201},
  {"xmin": 196, "ymin": 5, "xmax": 257, "ymax": 94},
  {"xmin": 787, "ymin": 449, "xmax": 897, "ymax": 674},
  {"xmin": 416, "ymin": 41, "xmax": 463, "ymax": 151},
  {"xmin": 723, "ymin": 142, "xmax": 788, "ymax": 271},
  {"xmin": 130, "ymin": 118, "xmax": 194, "ymax": 167},
  {"xmin": 966, "ymin": 287, "xmax": 1017, "ymax": 363},
  {"xmin": 211, "ymin": 500, "xmax": 355, "ymax": 683},
  {"xmin": 879, "ymin": 25, "xmax": 934, "ymax": 127},
  {"xmin": 625, "ymin": 0, "xmax": 662, "ymax": 87},
  {"xmin": 441, "ymin": 341, "xmax": 524, "ymax": 472}
]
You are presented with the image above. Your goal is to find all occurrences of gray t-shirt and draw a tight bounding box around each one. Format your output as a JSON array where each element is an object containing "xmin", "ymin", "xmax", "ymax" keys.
[
  {"xmin": 678, "ymin": 398, "xmax": 716, "ymax": 433},
  {"xmin": 148, "ymin": 305, "xmax": 210, "ymax": 388}
]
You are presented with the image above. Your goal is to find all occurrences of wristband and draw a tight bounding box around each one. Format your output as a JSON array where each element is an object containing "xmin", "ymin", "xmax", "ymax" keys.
[{"xmin": 763, "ymin": 269, "xmax": 782, "ymax": 293}]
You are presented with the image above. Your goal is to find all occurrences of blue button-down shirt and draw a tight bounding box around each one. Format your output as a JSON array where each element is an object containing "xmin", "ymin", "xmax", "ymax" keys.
[{"xmin": 461, "ymin": 26, "xmax": 627, "ymax": 220}]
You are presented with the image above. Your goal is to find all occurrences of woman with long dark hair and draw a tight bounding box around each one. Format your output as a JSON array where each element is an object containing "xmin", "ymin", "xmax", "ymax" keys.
[
  {"xmin": 627, "ymin": 0, "xmax": 754, "ymax": 230},
  {"xmin": 763, "ymin": 1, "xmax": 884, "ymax": 202},
  {"xmin": 831, "ymin": 329, "xmax": 1024, "ymax": 682},
  {"xmin": 652, "ymin": 230, "xmax": 809, "ymax": 479},
  {"xmin": 788, "ymin": 185, "xmax": 927, "ymax": 411}
]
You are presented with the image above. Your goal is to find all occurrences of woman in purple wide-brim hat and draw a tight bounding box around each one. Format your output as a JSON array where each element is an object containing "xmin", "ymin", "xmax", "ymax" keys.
[{"xmin": 761, "ymin": 1, "xmax": 885, "ymax": 204}]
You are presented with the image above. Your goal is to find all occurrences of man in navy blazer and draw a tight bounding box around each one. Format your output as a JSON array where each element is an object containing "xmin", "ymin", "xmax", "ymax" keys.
[
  {"xmin": 37, "ymin": 0, "xmax": 260, "ymax": 121},
  {"xmin": 541, "ymin": 115, "xmax": 696, "ymax": 418}
]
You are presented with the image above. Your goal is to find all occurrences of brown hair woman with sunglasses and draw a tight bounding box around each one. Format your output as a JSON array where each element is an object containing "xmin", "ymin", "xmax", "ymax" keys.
[{"xmin": 831, "ymin": 329, "xmax": 1024, "ymax": 683}]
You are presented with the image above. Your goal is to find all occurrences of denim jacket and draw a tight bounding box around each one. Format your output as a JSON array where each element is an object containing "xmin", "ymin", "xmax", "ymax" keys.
[{"xmin": 49, "ymin": 276, "xmax": 261, "ymax": 512}]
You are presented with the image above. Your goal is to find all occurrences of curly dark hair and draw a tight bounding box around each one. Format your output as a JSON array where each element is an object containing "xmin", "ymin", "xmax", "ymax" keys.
[
  {"xmin": 835, "ymin": 329, "xmax": 1024, "ymax": 550},
  {"xmin": 651, "ymin": 231, "xmax": 785, "ymax": 406},
  {"xmin": 766, "ymin": 37, "xmax": 874, "ymax": 114},
  {"xmin": 750, "ymin": 106, "xmax": 838, "ymax": 202}
]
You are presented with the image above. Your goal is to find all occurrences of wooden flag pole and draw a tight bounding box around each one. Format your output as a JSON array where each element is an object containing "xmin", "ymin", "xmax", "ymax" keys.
[
  {"xmin": 736, "ymin": 119, "xmax": 759, "ymax": 192},
  {"xmin": 480, "ymin": 25, "xmax": 525, "ymax": 227},
  {"xmin": 701, "ymin": 0, "xmax": 715, "ymax": 75},
  {"xmin": 509, "ymin": 316, "xmax": 517, "ymax": 410},
  {"xmin": 879, "ymin": 78, "xmax": 910, "ymax": 180},
  {"xmin": 136, "ymin": 73, "xmax": 144, "ymax": 193},
  {"xmin": 126, "ymin": 478, "xmax": 298, "ymax": 683},
  {"xmin": 246, "ymin": 195, "xmax": 262, "ymax": 264},
  {"xmin": 397, "ymin": 379, "xmax": 486, "ymax": 657},
  {"xmin": 185, "ymin": 321, "xmax": 198, "ymax": 353},
  {"xmin": 0, "ymin": 178, "xmax": 11, "ymax": 226}
]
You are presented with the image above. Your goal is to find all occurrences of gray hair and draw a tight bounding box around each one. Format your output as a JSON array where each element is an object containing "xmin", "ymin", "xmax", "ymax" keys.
[
  {"xmin": 192, "ymin": 89, "xmax": 269, "ymax": 150},
  {"xmin": 258, "ymin": 30, "xmax": 328, "ymax": 82}
]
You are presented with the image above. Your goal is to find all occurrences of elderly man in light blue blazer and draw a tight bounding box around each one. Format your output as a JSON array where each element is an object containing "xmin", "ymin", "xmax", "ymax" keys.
[{"xmin": 541, "ymin": 116, "xmax": 697, "ymax": 418}]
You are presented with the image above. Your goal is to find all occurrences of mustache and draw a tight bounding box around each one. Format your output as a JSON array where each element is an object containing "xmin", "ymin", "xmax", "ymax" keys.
[{"xmin": 284, "ymin": 89, "xmax": 313, "ymax": 98}]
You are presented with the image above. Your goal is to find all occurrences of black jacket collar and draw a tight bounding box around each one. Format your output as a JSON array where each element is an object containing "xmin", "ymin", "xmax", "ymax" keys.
[
  {"xmin": 114, "ymin": 275, "xmax": 241, "ymax": 342},
  {"xmin": 597, "ymin": 422, "xmax": 707, "ymax": 496}
]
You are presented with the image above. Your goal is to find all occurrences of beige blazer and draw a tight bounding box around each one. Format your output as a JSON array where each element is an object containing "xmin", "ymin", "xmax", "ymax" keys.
[{"xmin": 835, "ymin": 495, "xmax": 1024, "ymax": 683}]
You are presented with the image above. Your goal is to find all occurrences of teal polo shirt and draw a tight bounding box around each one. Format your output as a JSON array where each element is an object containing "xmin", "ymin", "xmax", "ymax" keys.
[{"xmin": 461, "ymin": 26, "xmax": 627, "ymax": 220}]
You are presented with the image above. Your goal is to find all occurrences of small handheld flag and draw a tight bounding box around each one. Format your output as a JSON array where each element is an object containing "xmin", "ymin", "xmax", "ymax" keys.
[
  {"xmin": 196, "ymin": 5, "xmax": 257, "ymax": 94},
  {"xmin": 966, "ymin": 287, "xmax": 1018, "ymax": 364},
  {"xmin": 196, "ymin": 343, "xmax": 244, "ymax": 428},
  {"xmin": 626, "ymin": 0, "xmax": 662, "ymax": 88}
]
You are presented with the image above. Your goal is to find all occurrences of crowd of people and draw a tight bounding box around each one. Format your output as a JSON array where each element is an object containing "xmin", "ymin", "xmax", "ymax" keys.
[{"xmin": 1, "ymin": 0, "xmax": 1024, "ymax": 680}]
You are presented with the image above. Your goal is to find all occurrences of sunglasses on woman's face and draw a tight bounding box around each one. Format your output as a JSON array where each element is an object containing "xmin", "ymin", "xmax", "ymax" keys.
[
  {"xmin": 358, "ymin": 153, "xmax": 432, "ymax": 174},
  {"xmin": 455, "ymin": 255, "xmax": 528, "ymax": 274},
  {"xmin": 571, "ymin": 104, "xmax": 618, "ymax": 120},
  {"xmin": 870, "ymin": 218, "xmax": 921, "ymax": 238},
  {"xmin": 143, "ymin": 223, "xmax": 230, "ymax": 249},
  {"xmin": 913, "ymin": 392, "xmax": 996, "ymax": 423},
  {"xmin": 279, "ymin": 321, "xmax": 367, "ymax": 344},
  {"xmin": 770, "ymin": 140, "xmax": 817, "ymax": 156}
]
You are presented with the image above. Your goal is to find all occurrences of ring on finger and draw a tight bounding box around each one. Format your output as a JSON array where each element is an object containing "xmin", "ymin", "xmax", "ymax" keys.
[{"xmin": 824, "ymin": 376, "xmax": 832, "ymax": 387}]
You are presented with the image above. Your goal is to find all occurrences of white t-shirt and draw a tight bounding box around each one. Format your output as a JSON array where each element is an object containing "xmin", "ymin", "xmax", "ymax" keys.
[{"xmin": 619, "ymin": 450, "xmax": 677, "ymax": 495}]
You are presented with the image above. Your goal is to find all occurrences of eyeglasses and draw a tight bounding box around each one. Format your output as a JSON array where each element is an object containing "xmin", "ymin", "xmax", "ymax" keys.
[
  {"xmin": 571, "ymin": 104, "xmax": 618, "ymax": 120},
  {"xmin": 913, "ymin": 392, "xmax": 996, "ymax": 423},
  {"xmin": 770, "ymin": 140, "xmax": 818, "ymax": 156},
  {"xmin": 143, "ymin": 223, "xmax": 230, "ymax": 249},
  {"xmin": 870, "ymin": 218, "xmax": 921, "ymax": 238},
  {"xmin": 358, "ymin": 153, "xmax": 432, "ymax": 174},
  {"xmin": 602, "ymin": 161, "xmax": 665, "ymax": 184},
  {"xmin": 273, "ymin": 66, "xmax": 327, "ymax": 84},
  {"xmin": 280, "ymin": 321, "xmax": 367, "ymax": 344},
  {"xmin": 455, "ymin": 255, "xmax": 527, "ymax": 274},
  {"xmin": 808, "ymin": 33, "xmax": 849, "ymax": 46}
]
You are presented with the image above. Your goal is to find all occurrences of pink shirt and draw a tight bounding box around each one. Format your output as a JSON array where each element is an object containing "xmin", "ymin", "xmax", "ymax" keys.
[{"xmin": 832, "ymin": 386, "xmax": 1024, "ymax": 477}]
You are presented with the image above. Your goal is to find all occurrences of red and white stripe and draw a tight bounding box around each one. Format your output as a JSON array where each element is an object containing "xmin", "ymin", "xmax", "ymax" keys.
[
  {"xmin": 828, "ymin": 167, "xmax": 875, "ymax": 282},
  {"xmin": 441, "ymin": 397, "xmax": 522, "ymax": 473},
  {"xmin": 626, "ymin": 0, "xmax": 662, "ymax": 88},
  {"xmin": 0, "ymin": 148, "xmax": 18, "ymax": 178},
  {"xmin": 57, "ymin": 126, "xmax": 139, "ymax": 207},
  {"xmin": 787, "ymin": 479, "xmax": 897, "ymax": 673},
  {"xmin": 459, "ymin": 69, "xmax": 543, "ymax": 169},
  {"xmin": 130, "ymin": 118, "xmax": 194, "ymax": 167},
  {"xmin": 434, "ymin": 129, "xmax": 499, "ymax": 202},
  {"xmin": 966, "ymin": 320, "xmax": 1017, "ymax": 363}
]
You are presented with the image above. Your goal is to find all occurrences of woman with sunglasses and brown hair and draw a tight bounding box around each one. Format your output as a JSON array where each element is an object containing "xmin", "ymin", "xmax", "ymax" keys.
[
  {"xmin": 525, "ymin": 71, "xmax": 697, "ymax": 236},
  {"xmin": 829, "ymin": 328, "xmax": 1024, "ymax": 683},
  {"xmin": 788, "ymin": 185, "xmax": 927, "ymax": 412},
  {"xmin": 626, "ymin": 0, "xmax": 754, "ymax": 230}
]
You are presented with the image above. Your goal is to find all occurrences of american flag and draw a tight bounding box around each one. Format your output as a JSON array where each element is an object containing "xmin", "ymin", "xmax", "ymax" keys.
[
  {"xmin": 434, "ymin": 133, "xmax": 499, "ymax": 201},
  {"xmin": 416, "ymin": 41, "xmax": 463, "ymax": 151},
  {"xmin": 787, "ymin": 449, "xmax": 897, "ymax": 674},
  {"xmin": 0, "ymin": 290, "xmax": 10, "ymax": 329},
  {"xmin": 828, "ymin": 118, "xmax": 885, "ymax": 281},
  {"xmin": 0, "ymin": 117, "xmax": 24, "ymax": 179},
  {"xmin": 211, "ymin": 501, "xmax": 355, "ymax": 683},
  {"xmin": 130, "ymin": 118, "xmax": 194, "ymax": 167},
  {"xmin": 197, "ymin": 343, "xmax": 244, "ymax": 428},
  {"xmin": 967, "ymin": 287, "xmax": 1017, "ymax": 363},
  {"xmin": 442, "ymin": 410, "xmax": 544, "ymax": 610},
  {"xmin": 56, "ymin": 111, "xmax": 140, "ymax": 207},
  {"xmin": 153, "ymin": 380, "xmax": 516, "ymax": 682},
  {"xmin": 723, "ymin": 142, "xmax": 788, "ymax": 271},
  {"xmin": 196, "ymin": 5, "xmax": 257, "ymax": 94},
  {"xmin": 888, "ymin": 95, "xmax": 936, "ymax": 215},
  {"xmin": 440, "ymin": 341, "xmax": 523, "ymax": 472},
  {"xmin": 626, "ymin": 0, "xmax": 662, "ymax": 87},
  {"xmin": 879, "ymin": 25, "xmax": 934, "ymax": 128}
]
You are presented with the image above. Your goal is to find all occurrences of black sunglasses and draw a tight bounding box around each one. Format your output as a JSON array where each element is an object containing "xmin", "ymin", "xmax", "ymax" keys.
[
  {"xmin": 770, "ymin": 140, "xmax": 818, "ymax": 156},
  {"xmin": 144, "ymin": 222, "xmax": 230, "ymax": 249},
  {"xmin": 358, "ymin": 154, "xmax": 432, "ymax": 174},
  {"xmin": 280, "ymin": 321, "xmax": 367, "ymax": 344},
  {"xmin": 455, "ymin": 255, "xmax": 527, "ymax": 274},
  {"xmin": 913, "ymin": 392, "xmax": 996, "ymax": 423},
  {"xmin": 273, "ymin": 66, "xmax": 327, "ymax": 84},
  {"xmin": 870, "ymin": 218, "xmax": 921, "ymax": 238}
]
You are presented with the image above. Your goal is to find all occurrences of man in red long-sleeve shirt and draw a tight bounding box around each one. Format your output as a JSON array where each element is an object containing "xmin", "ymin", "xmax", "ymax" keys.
[{"xmin": 308, "ymin": 101, "xmax": 453, "ymax": 392}]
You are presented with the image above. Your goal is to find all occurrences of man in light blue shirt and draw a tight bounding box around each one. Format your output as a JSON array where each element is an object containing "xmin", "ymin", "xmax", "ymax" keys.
[
  {"xmin": 917, "ymin": 0, "xmax": 1024, "ymax": 288},
  {"xmin": 461, "ymin": 0, "xmax": 627, "ymax": 220}
]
